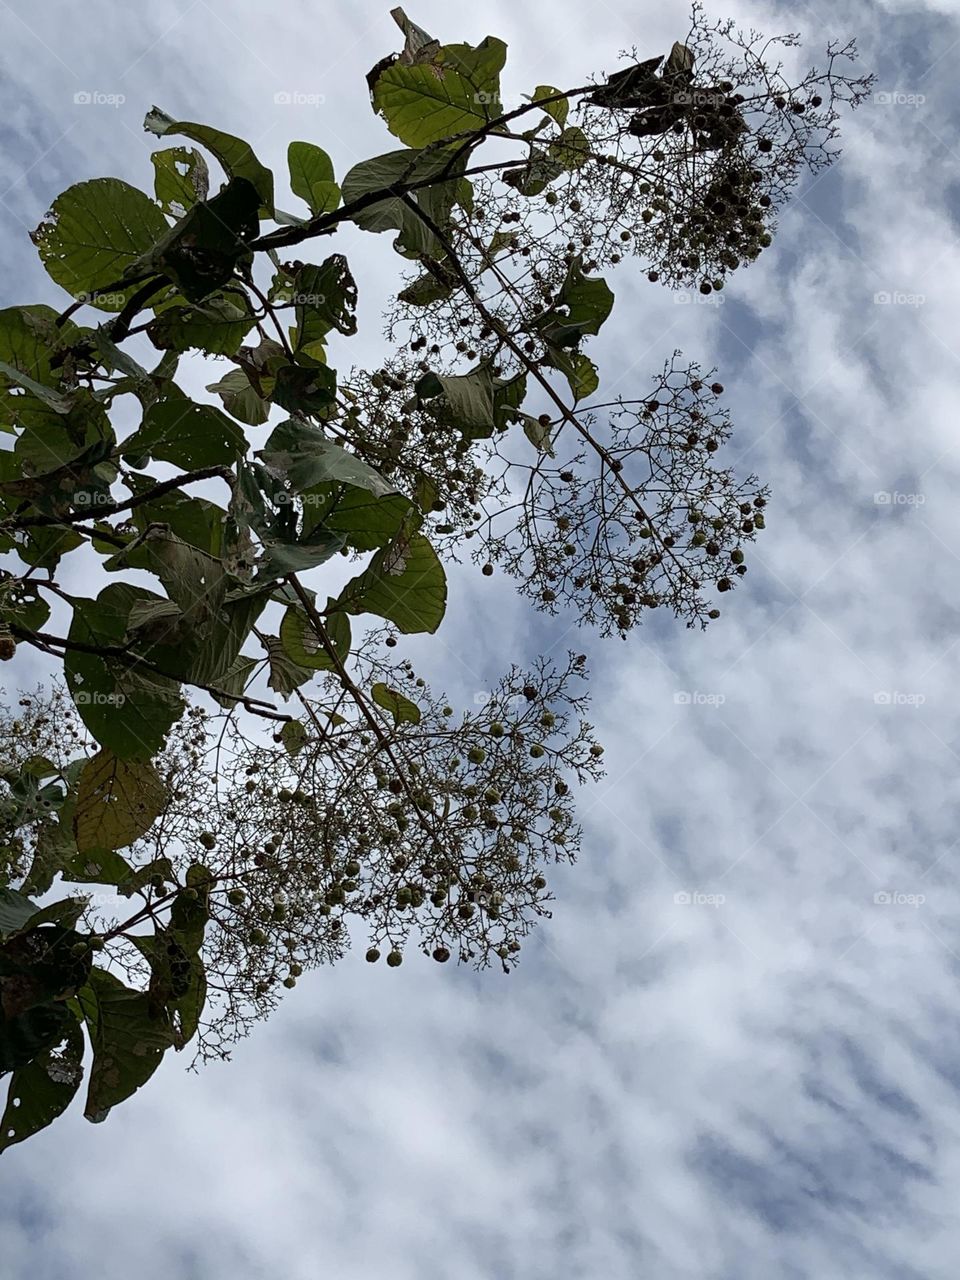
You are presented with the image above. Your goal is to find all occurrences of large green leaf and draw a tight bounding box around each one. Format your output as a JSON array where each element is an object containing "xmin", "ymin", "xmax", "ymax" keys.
[
  {"xmin": 287, "ymin": 142, "xmax": 340, "ymax": 215},
  {"xmin": 30, "ymin": 179, "xmax": 169, "ymax": 311},
  {"xmin": 372, "ymin": 37, "xmax": 508, "ymax": 147},
  {"xmin": 371, "ymin": 682, "xmax": 421, "ymax": 726},
  {"xmin": 65, "ymin": 585, "xmax": 184, "ymax": 761},
  {"xmin": 279, "ymin": 602, "xmax": 351, "ymax": 672},
  {"xmin": 143, "ymin": 108, "xmax": 274, "ymax": 214},
  {"xmin": 535, "ymin": 257, "xmax": 614, "ymax": 346},
  {"xmin": 78, "ymin": 968, "xmax": 173, "ymax": 1121},
  {"xmin": 341, "ymin": 148, "xmax": 462, "ymax": 258},
  {"xmin": 415, "ymin": 366, "xmax": 495, "ymax": 436},
  {"xmin": 151, "ymin": 146, "xmax": 209, "ymax": 216},
  {"xmin": 73, "ymin": 750, "xmax": 167, "ymax": 854},
  {"xmin": 146, "ymin": 291, "xmax": 256, "ymax": 356},
  {"xmin": 130, "ymin": 177, "xmax": 260, "ymax": 305},
  {"xmin": 123, "ymin": 391, "xmax": 246, "ymax": 469},
  {"xmin": 205, "ymin": 368, "xmax": 270, "ymax": 425},
  {"xmin": 0, "ymin": 1018, "xmax": 84, "ymax": 1152},
  {"xmin": 258, "ymin": 419, "xmax": 397, "ymax": 496},
  {"xmin": 333, "ymin": 529, "xmax": 446, "ymax": 633}
]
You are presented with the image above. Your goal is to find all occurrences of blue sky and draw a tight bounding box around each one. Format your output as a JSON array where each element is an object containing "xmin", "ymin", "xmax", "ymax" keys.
[{"xmin": 2, "ymin": 0, "xmax": 960, "ymax": 1276}]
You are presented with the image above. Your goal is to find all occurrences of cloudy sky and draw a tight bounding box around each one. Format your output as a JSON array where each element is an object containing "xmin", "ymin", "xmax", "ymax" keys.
[{"xmin": 3, "ymin": 0, "xmax": 960, "ymax": 1275}]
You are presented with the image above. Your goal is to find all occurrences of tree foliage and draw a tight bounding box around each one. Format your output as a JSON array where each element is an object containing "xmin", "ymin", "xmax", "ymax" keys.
[{"xmin": 0, "ymin": 4, "xmax": 871, "ymax": 1147}]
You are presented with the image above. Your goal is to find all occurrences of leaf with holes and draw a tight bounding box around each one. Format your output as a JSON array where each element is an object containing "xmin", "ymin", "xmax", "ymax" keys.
[
  {"xmin": 73, "ymin": 750, "xmax": 167, "ymax": 855},
  {"xmin": 31, "ymin": 179, "xmax": 170, "ymax": 311}
]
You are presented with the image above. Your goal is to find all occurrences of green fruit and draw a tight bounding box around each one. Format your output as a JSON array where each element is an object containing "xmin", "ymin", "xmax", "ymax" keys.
[
  {"xmin": 289, "ymin": 964, "xmax": 303, "ymax": 977},
  {"xmin": 489, "ymin": 723, "xmax": 505, "ymax": 738},
  {"xmin": 283, "ymin": 976, "xmax": 297, "ymax": 989},
  {"xmin": 249, "ymin": 928, "xmax": 267, "ymax": 945},
  {"xmin": 227, "ymin": 888, "xmax": 246, "ymax": 905},
  {"xmin": 545, "ymin": 191, "xmax": 559, "ymax": 205},
  {"xmin": 468, "ymin": 746, "xmax": 487, "ymax": 764},
  {"xmin": 70, "ymin": 941, "xmax": 88, "ymax": 957},
  {"xmin": 366, "ymin": 947, "xmax": 381, "ymax": 963},
  {"xmin": 433, "ymin": 946, "xmax": 451, "ymax": 962},
  {"xmin": 345, "ymin": 860, "xmax": 361, "ymax": 877},
  {"xmin": 199, "ymin": 832, "xmax": 216, "ymax": 849},
  {"xmin": 529, "ymin": 744, "xmax": 545, "ymax": 759},
  {"xmin": 386, "ymin": 950, "xmax": 403, "ymax": 968},
  {"xmin": 540, "ymin": 711, "xmax": 556, "ymax": 728}
]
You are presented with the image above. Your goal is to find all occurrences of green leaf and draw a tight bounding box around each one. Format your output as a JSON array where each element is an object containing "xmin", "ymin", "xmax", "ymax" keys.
[
  {"xmin": 279, "ymin": 603, "xmax": 351, "ymax": 672},
  {"xmin": 536, "ymin": 257, "xmax": 614, "ymax": 346},
  {"xmin": 30, "ymin": 179, "xmax": 170, "ymax": 311},
  {"xmin": 334, "ymin": 529, "xmax": 446, "ymax": 634},
  {"xmin": 287, "ymin": 142, "xmax": 340, "ymax": 215},
  {"xmin": 0, "ymin": 888, "xmax": 43, "ymax": 938},
  {"xmin": 0, "ymin": 360, "xmax": 72, "ymax": 413},
  {"xmin": 146, "ymin": 291, "xmax": 256, "ymax": 356},
  {"xmin": 205, "ymin": 368, "xmax": 270, "ymax": 425},
  {"xmin": 415, "ymin": 365, "xmax": 495, "ymax": 436},
  {"xmin": 209, "ymin": 654, "xmax": 259, "ymax": 709},
  {"xmin": 532, "ymin": 85, "xmax": 568, "ymax": 127},
  {"xmin": 341, "ymin": 148, "xmax": 463, "ymax": 258},
  {"xmin": 65, "ymin": 585, "xmax": 184, "ymax": 761},
  {"xmin": 549, "ymin": 125, "xmax": 590, "ymax": 171},
  {"xmin": 546, "ymin": 349, "xmax": 599, "ymax": 402},
  {"xmin": 259, "ymin": 419, "xmax": 398, "ymax": 497},
  {"xmin": 271, "ymin": 363, "xmax": 338, "ymax": 418},
  {"xmin": 131, "ymin": 177, "xmax": 260, "ymax": 305},
  {"xmin": 168, "ymin": 864, "xmax": 212, "ymax": 955},
  {"xmin": 78, "ymin": 967, "xmax": 173, "ymax": 1121},
  {"xmin": 520, "ymin": 412, "xmax": 556, "ymax": 456},
  {"xmin": 124, "ymin": 391, "xmax": 246, "ymax": 469},
  {"xmin": 372, "ymin": 37, "xmax": 508, "ymax": 147},
  {"xmin": 143, "ymin": 108, "xmax": 275, "ymax": 214},
  {"xmin": 73, "ymin": 750, "xmax": 167, "ymax": 854},
  {"xmin": 371, "ymin": 683, "xmax": 421, "ymax": 726},
  {"xmin": 0, "ymin": 1018, "xmax": 84, "ymax": 1152},
  {"xmin": 280, "ymin": 720, "xmax": 309, "ymax": 756},
  {"xmin": 263, "ymin": 635, "xmax": 315, "ymax": 696},
  {"xmin": 291, "ymin": 255, "xmax": 358, "ymax": 355},
  {"xmin": 151, "ymin": 146, "xmax": 209, "ymax": 216}
]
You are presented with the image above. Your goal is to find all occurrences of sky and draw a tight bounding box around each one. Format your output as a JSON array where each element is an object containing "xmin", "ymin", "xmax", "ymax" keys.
[{"xmin": 2, "ymin": 0, "xmax": 960, "ymax": 1276}]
